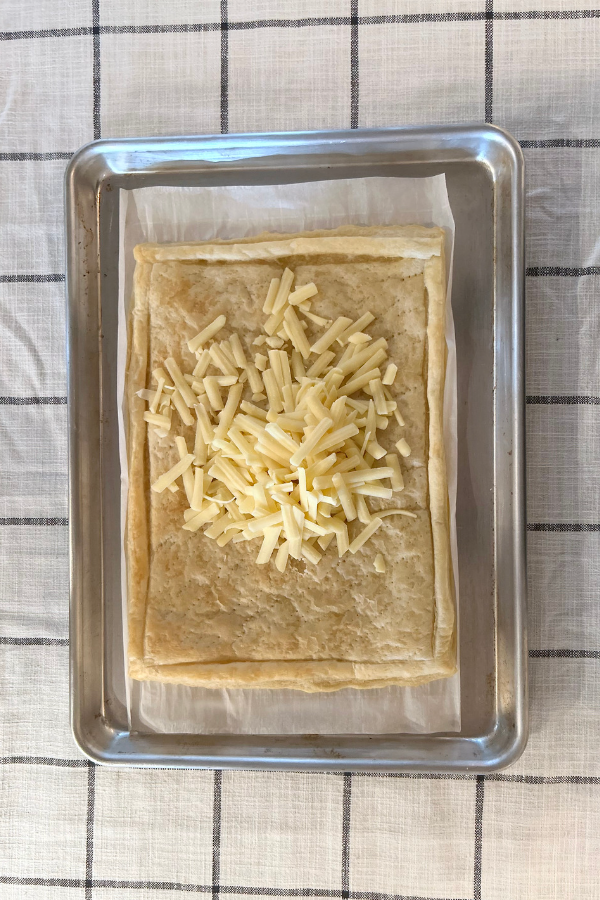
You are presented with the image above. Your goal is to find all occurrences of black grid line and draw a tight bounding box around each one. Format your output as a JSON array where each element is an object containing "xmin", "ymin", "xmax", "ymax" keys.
[
  {"xmin": 0, "ymin": 636, "xmax": 68, "ymax": 645},
  {"xmin": 473, "ymin": 776, "xmax": 484, "ymax": 900},
  {"xmin": 527, "ymin": 266, "xmax": 600, "ymax": 276},
  {"xmin": 526, "ymin": 395, "xmax": 600, "ymax": 405},
  {"xmin": 342, "ymin": 773, "xmax": 352, "ymax": 898},
  {"xmin": 92, "ymin": 0, "xmax": 101, "ymax": 139},
  {"xmin": 0, "ymin": 151, "xmax": 73, "ymax": 160},
  {"xmin": 0, "ymin": 517, "xmax": 68, "ymax": 525},
  {"xmin": 495, "ymin": 8, "xmax": 600, "ymax": 19},
  {"xmin": 352, "ymin": 772, "xmax": 476, "ymax": 780},
  {"xmin": 0, "ymin": 877, "xmax": 88, "ymax": 888},
  {"xmin": 486, "ymin": 774, "xmax": 600, "ymax": 784},
  {"xmin": 0, "ymin": 27, "xmax": 94, "ymax": 41},
  {"xmin": 530, "ymin": 648, "xmax": 600, "ymax": 658},
  {"xmin": 101, "ymin": 23, "xmax": 221, "ymax": 35},
  {"xmin": 85, "ymin": 762, "xmax": 96, "ymax": 900},
  {"xmin": 2, "ymin": 10, "xmax": 600, "ymax": 43},
  {"xmin": 359, "ymin": 13, "xmax": 483, "ymax": 23},
  {"xmin": 484, "ymin": 0, "xmax": 493, "ymax": 123},
  {"xmin": 0, "ymin": 756, "xmax": 89, "ymax": 766},
  {"xmin": 231, "ymin": 17, "xmax": 352, "ymax": 28},
  {"xmin": 212, "ymin": 770, "xmax": 222, "ymax": 900},
  {"xmin": 521, "ymin": 139, "xmax": 600, "ymax": 148},
  {"xmin": 220, "ymin": 0, "xmax": 229, "ymax": 134},
  {"xmin": 527, "ymin": 523, "xmax": 600, "ymax": 532},
  {"xmin": 0, "ymin": 879, "xmax": 470, "ymax": 898},
  {"xmin": 0, "ymin": 396, "xmax": 67, "ymax": 405},
  {"xmin": 2, "ymin": 757, "xmax": 600, "ymax": 787},
  {"xmin": 350, "ymin": 0, "xmax": 359, "ymax": 129},
  {"xmin": 0, "ymin": 273, "xmax": 65, "ymax": 283}
]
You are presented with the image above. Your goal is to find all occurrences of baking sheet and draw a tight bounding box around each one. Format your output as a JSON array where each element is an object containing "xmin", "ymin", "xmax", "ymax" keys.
[{"xmin": 117, "ymin": 175, "xmax": 460, "ymax": 734}]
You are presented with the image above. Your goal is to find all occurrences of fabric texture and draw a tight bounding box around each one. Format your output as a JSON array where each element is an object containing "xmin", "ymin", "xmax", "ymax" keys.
[{"xmin": 0, "ymin": 1, "xmax": 598, "ymax": 898}]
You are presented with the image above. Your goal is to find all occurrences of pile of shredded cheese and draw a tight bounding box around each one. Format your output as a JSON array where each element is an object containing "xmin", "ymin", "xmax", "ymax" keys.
[{"xmin": 139, "ymin": 269, "xmax": 417, "ymax": 573}]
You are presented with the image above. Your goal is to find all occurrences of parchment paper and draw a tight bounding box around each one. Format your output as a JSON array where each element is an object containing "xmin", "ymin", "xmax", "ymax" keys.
[{"xmin": 117, "ymin": 175, "xmax": 460, "ymax": 734}]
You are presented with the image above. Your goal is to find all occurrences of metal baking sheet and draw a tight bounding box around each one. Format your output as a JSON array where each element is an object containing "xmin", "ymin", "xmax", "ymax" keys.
[{"xmin": 66, "ymin": 125, "xmax": 527, "ymax": 771}]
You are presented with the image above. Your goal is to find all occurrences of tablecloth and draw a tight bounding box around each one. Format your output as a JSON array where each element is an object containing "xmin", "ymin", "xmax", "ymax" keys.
[{"xmin": 0, "ymin": 1, "xmax": 599, "ymax": 898}]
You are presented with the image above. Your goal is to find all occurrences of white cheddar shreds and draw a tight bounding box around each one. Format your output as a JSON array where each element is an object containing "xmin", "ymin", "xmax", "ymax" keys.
[
  {"xmin": 275, "ymin": 540, "xmax": 290, "ymax": 572},
  {"xmin": 370, "ymin": 378, "xmax": 388, "ymax": 416},
  {"xmin": 195, "ymin": 402, "xmax": 215, "ymax": 442},
  {"xmin": 149, "ymin": 377, "xmax": 165, "ymax": 413},
  {"xmin": 374, "ymin": 553, "xmax": 386, "ymax": 573},
  {"xmin": 171, "ymin": 390, "xmax": 195, "ymax": 426},
  {"xmin": 288, "ymin": 283, "xmax": 318, "ymax": 305},
  {"xmin": 141, "ymin": 268, "xmax": 422, "ymax": 570},
  {"xmin": 307, "ymin": 350, "xmax": 336, "ymax": 378},
  {"xmin": 317, "ymin": 532, "xmax": 335, "ymax": 552},
  {"xmin": 291, "ymin": 350, "xmax": 306, "ymax": 381},
  {"xmin": 272, "ymin": 267, "xmax": 295, "ymax": 314},
  {"xmin": 301, "ymin": 541, "xmax": 322, "ymax": 565},
  {"xmin": 348, "ymin": 332, "xmax": 372, "ymax": 345},
  {"xmin": 366, "ymin": 440, "xmax": 387, "ymax": 460},
  {"xmin": 192, "ymin": 467, "xmax": 204, "ymax": 511},
  {"xmin": 240, "ymin": 400, "xmax": 268, "ymax": 420},
  {"xmin": 188, "ymin": 314, "xmax": 226, "ymax": 353},
  {"xmin": 203, "ymin": 377, "xmax": 224, "ymax": 411},
  {"xmin": 193, "ymin": 350, "xmax": 211, "ymax": 379},
  {"xmin": 262, "ymin": 277, "xmax": 281, "ymax": 315},
  {"xmin": 152, "ymin": 454, "xmax": 195, "ymax": 493},
  {"xmin": 311, "ymin": 317, "xmax": 353, "ymax": 355},
  {"xmin": 220, "ymin": 340, "xmax": 237, "ymax": 368},
  {"xmin": 209, "ymin": 343, "xmax": 237, "ymax": 377},
  {"xmin": 353, "ymin": 484, "xmax": 393, "ymax": 499},
  {"xmin": 336, "ymin": 522, "xmax": 350, "ymax": 557},
  {"xmin": 349, "ymin": 517, "xmax": 383, "ymax": 554},
  {"xmin": 215, "ymin": 383, "xmax": 244, "ymax": 441},
  {"xmin": 229, "ymin": 332, "xmax": 248, "ymax": 368},
  {"xmin": 356, "ymin": 495, "xmax": 372, "ymax": 525},
  {"xmin": 341, "ymin": 368, "xmax": 381, "ymax": 396},
  {"xmin": 290, "ymin": 417, "xmax": 333, "ymax": 466},
  {"xmin": 333, "ymin": 472, "xmax": 357, "ymax": 522},
  {"xmin": 144, "ymin": 411, "xmax": 171, "ymax": 429},
  {"xmin": 383, "ymin": 363, "xmax": 398, "ymax": 385},
  {"xmin": 396, "ymin": 437, "xmax": 411, "ymax": 458},
  {"xmin": 256, "ymin": 526, "xmax": 282, "ymax": 564},
  {"xmin": 385, "ymin": 453, "xmax": 404, "ymax": 491},
  {"xmin": 246, "ymin": 364, "xmax": 264, "ymax": 395},
  {"xmin": 337, "ymin": 312, "xmax": 375, "ymax": 344},
  {"xmin": 377, "ymin": 508, "xmax": 418, "ymax": 519},
  {"xmin": 182, "ymin": 502, "xmax": 220, "ymax": 531},
  {"xmin": 301, "ymin": 309, "xmax": 331, "ymax": 327},
  {"xmin": 175, "ymin": 436, "xmax": 195, "ymax": 505},
  {"xmin": 165, "ymin": 357, "xmax": 197, "ymax": 408},
  {"xmin": 284, "ymin": 306, "xmax": 311, "ymax": 359}
]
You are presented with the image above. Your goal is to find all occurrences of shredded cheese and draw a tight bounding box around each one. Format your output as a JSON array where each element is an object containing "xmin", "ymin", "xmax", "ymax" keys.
[
  {"xmin": 188, "ymin": 315, "xmax": 226, "ymax": 353},
  {"xmin": 141, "ymin": 268, "xmax": 417, "ymax": 569},
  {"xmin": 374, "ymin": 552, "xmax": 386, "ymax": 573},
  {"xmin": 288, "ymin": 283, "xmax": 318, "ymax": 306},
  {"xmin": 311, "ymin": 317, "xmax": 353, "ymax": 355},
  {"xmin": 262, "ymin": 278, "xmax": 280, "ymax": 315}
]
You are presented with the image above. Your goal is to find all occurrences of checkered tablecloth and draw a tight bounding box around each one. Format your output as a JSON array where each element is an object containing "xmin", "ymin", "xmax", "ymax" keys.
[{"xmin": 1, "ymin": 1, "xmax": 599, "ymax": 898}]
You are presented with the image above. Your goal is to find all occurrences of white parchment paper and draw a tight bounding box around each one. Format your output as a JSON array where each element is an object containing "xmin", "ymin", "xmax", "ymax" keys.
[{"xmin": 117, "ymin": 176, "xmax": 460, "ymax": 735}]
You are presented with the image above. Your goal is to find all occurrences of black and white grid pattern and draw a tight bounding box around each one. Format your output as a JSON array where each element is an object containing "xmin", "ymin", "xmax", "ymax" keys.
[{"xmin": 1, "ymin": 1, "xmax": 600, "ymax": 897}]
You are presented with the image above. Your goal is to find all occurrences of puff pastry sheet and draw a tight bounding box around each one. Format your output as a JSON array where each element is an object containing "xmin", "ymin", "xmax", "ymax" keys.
[{"xmin": 126, "ymin": 225, "xmax": 456, "ymax": 691}]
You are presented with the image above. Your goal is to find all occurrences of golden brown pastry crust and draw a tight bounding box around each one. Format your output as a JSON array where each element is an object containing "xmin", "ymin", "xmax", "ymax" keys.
[{"xmin": 126, "ymin": 225, "xmax": 456, "ymax": 690}]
